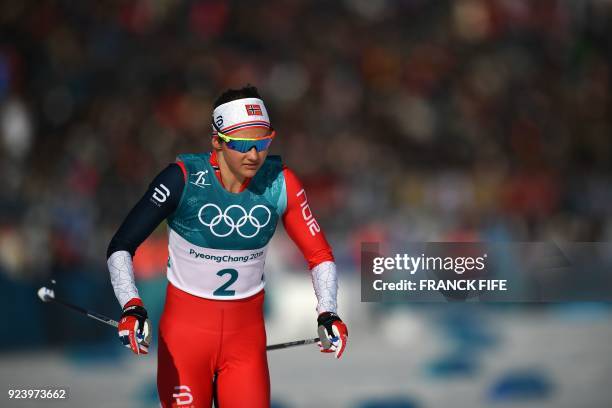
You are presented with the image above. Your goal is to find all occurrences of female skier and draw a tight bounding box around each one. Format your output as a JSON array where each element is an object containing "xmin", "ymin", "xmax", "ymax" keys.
[{"xmin": 107, "ymin": 86, "xmax": 348, "ymax": 407}]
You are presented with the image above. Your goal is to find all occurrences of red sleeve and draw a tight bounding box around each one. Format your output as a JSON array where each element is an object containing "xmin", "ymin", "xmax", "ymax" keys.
[
  {"xmin": 282, "ymin": 166, "xmax": 335, "ymax": 269},
  {"xmin": 175, "ymin": 160, "xmax": 187, "ymax": 182}
]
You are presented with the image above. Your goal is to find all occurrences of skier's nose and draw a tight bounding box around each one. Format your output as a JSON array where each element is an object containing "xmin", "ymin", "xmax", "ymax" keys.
[{"xmin": 245, "ymin": 147, "xmax": 259, "ymax": 160}]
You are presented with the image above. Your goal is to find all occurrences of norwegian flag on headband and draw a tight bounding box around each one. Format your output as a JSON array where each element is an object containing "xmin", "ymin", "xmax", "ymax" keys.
[{"xmin": 245, "ymin": 104, "xmax": 263, "ymax": 116}]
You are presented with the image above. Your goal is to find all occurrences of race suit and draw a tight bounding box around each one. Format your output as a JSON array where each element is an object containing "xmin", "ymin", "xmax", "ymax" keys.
[{"xmin": 107, "ymin": 151, "xmax": 337, "ymax": 407}]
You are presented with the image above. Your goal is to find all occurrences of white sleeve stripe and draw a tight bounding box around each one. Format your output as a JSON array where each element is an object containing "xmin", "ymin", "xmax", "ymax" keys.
[
  {"xmin": 108, "ymin": 250, "xmax": 140, "ymax": 308},
  {"xmin": 311, "ymin": 260, "xmax": 338, "ymax": 314}
]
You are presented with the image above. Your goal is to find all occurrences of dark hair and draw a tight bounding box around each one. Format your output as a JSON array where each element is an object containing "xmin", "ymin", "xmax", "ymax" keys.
[{"xmin": 213, "ymin": 85, "xmax": 262, "ymax": 109}]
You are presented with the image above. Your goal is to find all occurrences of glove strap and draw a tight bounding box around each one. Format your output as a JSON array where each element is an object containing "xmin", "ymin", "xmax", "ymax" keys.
[
  {"xmin": 121, "ymin": 298, "xmax": 147, "ymax": 320},
  {"xmin": 317, "ymin": 311, "xmax": 340, "ymax": 327}
]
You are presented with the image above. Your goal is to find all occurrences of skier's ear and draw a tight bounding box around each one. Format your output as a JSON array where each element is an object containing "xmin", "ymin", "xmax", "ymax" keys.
[{"xmin": 211, "ymin": 135, "xmax": 223, "ymax": 151}]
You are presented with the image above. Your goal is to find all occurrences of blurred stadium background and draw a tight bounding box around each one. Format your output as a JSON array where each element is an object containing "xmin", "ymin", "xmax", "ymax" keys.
[{"xmin": 1, "ymin": 0, "xmax": 612, "ymax": 407}]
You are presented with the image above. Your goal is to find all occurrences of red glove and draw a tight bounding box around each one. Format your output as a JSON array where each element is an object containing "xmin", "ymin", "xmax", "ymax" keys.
[
  {"xmin": 118, "ymin": 298, "xmax": 151, "ymax": 355},
  {"xmin": 317, "ymin": 312, "xmax": 348, "ymax": 359}
]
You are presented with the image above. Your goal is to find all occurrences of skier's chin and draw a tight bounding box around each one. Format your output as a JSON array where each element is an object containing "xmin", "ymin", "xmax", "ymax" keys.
[{"xmin": 241, "ymin": 169, "xmax": 258, "ymax": 178}]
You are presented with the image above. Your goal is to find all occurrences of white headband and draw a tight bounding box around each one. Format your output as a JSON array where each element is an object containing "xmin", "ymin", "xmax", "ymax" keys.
[{"xmin": 212, "ymin": 97, "xmax": 271, "ymax": 135}]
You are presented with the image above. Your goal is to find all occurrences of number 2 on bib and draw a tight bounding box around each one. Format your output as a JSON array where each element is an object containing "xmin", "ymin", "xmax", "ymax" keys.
[{"xmin": 213, "ymin": 268, "xmax": 238, "ymax": 296}]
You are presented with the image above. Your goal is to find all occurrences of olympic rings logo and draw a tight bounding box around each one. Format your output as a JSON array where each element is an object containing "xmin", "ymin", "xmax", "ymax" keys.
[{"xmin": 197, "ymin": 203, "xmax": 272, "ymax": 238}]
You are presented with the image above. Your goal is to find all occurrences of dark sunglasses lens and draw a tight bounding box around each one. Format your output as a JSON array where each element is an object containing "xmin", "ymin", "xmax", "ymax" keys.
[
  {"xmin": 226, "ymin": 138, "xmax": 272, "ymax": 153},
  {"xmin": 254, "ymin": 138, "xmax": 273, "ymax": 151}
]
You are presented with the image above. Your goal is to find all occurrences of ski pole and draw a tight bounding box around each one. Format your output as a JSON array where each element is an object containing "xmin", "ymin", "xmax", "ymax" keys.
[
  {"xmin": 265, "ymin": 337, "xmax": 320, "ymax": 351},
  {"xmin": 37, "ymin": 286, "xmax": 319, "ymax": 351},
  {"xmin": 37, "ymin": 286, "xmax": 119, "ymax": 328}
]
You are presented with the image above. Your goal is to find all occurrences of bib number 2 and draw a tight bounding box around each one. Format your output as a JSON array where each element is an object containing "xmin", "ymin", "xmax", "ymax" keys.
[{"xmin": 213, "ymin": 269, "xmax": 238, "ymax": 296}]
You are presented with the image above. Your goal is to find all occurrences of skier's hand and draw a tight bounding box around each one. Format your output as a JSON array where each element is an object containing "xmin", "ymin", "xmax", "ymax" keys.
[
  {"xmin": 317, "ymin": 312, "xmax": 348, "ymax": 359},
  {"xmin": 118, "ymin": 298, "xmax": 151, "ymax": 355}
]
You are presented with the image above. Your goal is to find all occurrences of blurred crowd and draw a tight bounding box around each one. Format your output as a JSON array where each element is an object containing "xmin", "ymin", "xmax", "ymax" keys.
[{"xmin": 1, "ymin": 0, "xmax": 611, "ymax": 287}]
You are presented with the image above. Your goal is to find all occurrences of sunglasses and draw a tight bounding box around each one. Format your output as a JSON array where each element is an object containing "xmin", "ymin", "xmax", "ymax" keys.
[{"xmin": 216, "ymin": 129, "xmax": 276, "ymax": 153}]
